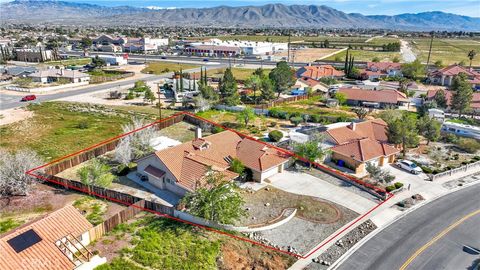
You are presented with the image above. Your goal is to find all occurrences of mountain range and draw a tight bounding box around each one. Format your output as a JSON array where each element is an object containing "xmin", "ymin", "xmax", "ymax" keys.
[{"xmin": 1, "ymin": 0, "xmax": 479, "ymax": 31}]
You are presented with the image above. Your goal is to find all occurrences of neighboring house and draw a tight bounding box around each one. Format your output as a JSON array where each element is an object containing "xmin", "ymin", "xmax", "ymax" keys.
[
  {"xmin": 15, "ymin": 48, "xmax": 53, "ymax": 62},
  {"xmin": 338, "ymin": 87, "xmax": 410, "ymax": 109},
  {"xmin": 137, "ymin": 129, "xmax": 290, "ymax": 197},
  {"xmin": 94, "ymin": 54, "xmax": 128, "ymax": 66},
  {"xmin": 426, "ymin": 89, "xmax": 480, "ymax": 113},
  {"xmin": 296, "ymin": 65, "xmax": 344, "ymax": 80},
  {"xmin": 28, "ymin": 69, "xmax": 90, "ymax": 84},
  {"xmin": 428, "ymin": 64, "xmax": 480, "ymax": 89},
  {"xmin": 324, "ymin": 119, "xmax": 400, "ymax": 174},
  {"xmin": 0, "ymin": 205, "xmax": 106, "ymax": 270},
  {"xmin": 360, "ymin": 62, "xmax": 402, "ymax": 80},
  {"xmin": 293, "ymin": 78, "xmax": 328, "ymax": 93}
]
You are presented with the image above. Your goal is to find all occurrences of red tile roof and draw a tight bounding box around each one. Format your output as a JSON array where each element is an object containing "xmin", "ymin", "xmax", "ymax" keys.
[
  {"xmin": 326, "ymin": 119, "xmax": 389, "ymax": 145},
  {"xmin": 366, "ymin": 62, "xmax": 401, "ymax": 72},
  {"xmin": 338, "ymin": 87, "xmax": 409, "ymax": 104},
  {"xmin": 331, "ymin": 138, "xmax": 399, "ymax": 162},
  {"xmin": 429, "ymin": 64, "xmax": 480, "ymax": 77},
  {"xmin": 296, "ymin": 65, "xmax": 344, "ymax": 79},
  {"xmin": 0, "ymin": 205, "xmax": 93, "ymax": 270},
  {"xmin": 153, "ymin": 131, "xmax": 289, "ymax": 191}
]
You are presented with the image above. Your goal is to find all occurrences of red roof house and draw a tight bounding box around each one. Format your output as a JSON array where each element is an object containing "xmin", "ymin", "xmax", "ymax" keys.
[
  {"xmin": 137, "ymin": 130, "xmax": 290, "ymax": 197},
  {"xmin": 296, "ymin": 65, "xmax": 344, "ymax": 80},
  {"xmin": 428, "ymin": 64, "xmax": 480, "ymax": 87}
]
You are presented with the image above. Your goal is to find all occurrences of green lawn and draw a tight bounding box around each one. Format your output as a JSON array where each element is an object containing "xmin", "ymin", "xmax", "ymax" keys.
[
  {"xmin": 205, "ymin": 67, "xmax": 272, "ymax": 81},
  {"xmin": 95, "ymin": 215, "xmax": 295, "ymax": 270},
  {"xmin": 408, "ymin": 38, "xmax": 479, "ymax": 66},
  {"xmin": 45, "ymin": 57, "xmax": 92, "ymax": 66},
  {"xmin": 142, "ymin": 62, "xmax": 199, "ymax": 74},
  {"xmin": 0, "ymin": 102, "xmax": 128, "ymax": 160},
  {"xmin": 366, "ymin": 37, "xmax": 400, "ymax": 45},
  {"xmin": 325, "ymin": 49, "xmax": 400, "ymax": 62}
]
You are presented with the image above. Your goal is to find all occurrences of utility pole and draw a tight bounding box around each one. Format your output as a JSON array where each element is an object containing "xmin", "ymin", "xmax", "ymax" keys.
[
  {"xmin": 425, "ymin": 32, "xmax": 434, "ymax": 79},
  {"xmin": 287, "ymin": 31, "xmax": 291, "ymax": 65},
  {"xmin": 155, "ymin": 82, "xmax": 162, "ymax": 120}
]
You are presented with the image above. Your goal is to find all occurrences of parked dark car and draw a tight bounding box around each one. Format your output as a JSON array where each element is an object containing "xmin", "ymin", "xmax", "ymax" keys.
[
  {"xmin": 203, "ymin": 58, "xmax": 209, "ymax": 62},
  {"xmin": 21, "ymin": 95, "xmax": 37, "ymax": 102}
]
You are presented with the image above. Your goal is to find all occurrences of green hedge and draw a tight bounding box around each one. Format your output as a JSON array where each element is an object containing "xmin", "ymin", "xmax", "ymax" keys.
[{"xmin": 268, "ymin": 108, "xmax": 353, "ymax": 124}]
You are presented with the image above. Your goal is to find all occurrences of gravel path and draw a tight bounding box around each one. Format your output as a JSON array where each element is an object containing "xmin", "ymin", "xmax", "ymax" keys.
[
  {"xmin": 400, "ymin": 39, "xmax": 416, "ymax": 63},
  {"xmin": 306, "ymin": 220, "xmax": 377, "ymax": 270}
]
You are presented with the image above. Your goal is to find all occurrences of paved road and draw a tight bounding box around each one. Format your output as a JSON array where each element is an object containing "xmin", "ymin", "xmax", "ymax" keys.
[
  {"xmin": 0, "ymin": 64, "xmax": 224, "ymax": 110},
  {"xmin": 65, "ymin": 51, "xmax": 368, "ymax": 68},
  {"xmin": 336, "ymin": 183, "xmax": 480, "ymax": 270}
]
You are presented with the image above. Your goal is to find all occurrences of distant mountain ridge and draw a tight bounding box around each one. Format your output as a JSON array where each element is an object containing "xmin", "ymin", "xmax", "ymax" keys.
[{"xmin": 1, "ymin": 0, "xmax": 479, "ymax": 31}]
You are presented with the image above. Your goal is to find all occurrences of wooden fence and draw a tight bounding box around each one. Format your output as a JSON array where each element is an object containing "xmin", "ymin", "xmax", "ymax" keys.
[
  {"xmin": 89, "ymin": 200, "xmax": 147, "ymax": 241},
  {"xmin": 45, "ymin": 113, "xmax": 185, "ymax": 175}
]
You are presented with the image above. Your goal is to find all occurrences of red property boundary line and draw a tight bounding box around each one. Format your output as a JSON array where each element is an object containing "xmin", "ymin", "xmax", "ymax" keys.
[{"xmin": 26, "ymin": 111, "xmax": 394, "ymax": 260}]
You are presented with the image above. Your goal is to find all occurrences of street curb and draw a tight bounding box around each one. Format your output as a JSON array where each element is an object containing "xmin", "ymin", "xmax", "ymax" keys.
[{"xmin": 327, "ymin": 177, "xmax": 480, "ymax": 270}]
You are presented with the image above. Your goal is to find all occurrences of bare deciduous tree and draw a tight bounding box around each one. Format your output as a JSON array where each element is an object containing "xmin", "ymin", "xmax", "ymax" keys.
[
  {"xmin": 114, "ymin": 136, "xmax": 133, "ymax": 165},
  {"xmin": 117, "ymin": 117, "xmax": 156, "ymax": 160},
  {"xmin": 0, "ymin": 149, "xmax": 43, "ymax": 198},
  {"xmin": 193, "ymin": 96, "xmax": 211, "ymax": 112}
]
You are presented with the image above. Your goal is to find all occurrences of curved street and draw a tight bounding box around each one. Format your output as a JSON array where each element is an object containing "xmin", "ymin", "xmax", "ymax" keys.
[{"xmin": 336, "ymin": 183, "xmax": 480, "ymax": 270}]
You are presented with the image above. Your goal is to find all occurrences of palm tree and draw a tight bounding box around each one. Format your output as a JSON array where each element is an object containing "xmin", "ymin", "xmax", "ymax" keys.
[{"xmin": 468, "ymin": 50, "xmax": 477, "ymax": 68}]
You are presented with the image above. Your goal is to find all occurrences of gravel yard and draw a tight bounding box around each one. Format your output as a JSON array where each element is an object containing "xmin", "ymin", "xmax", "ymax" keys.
[
  {"xmin": 238, "ymin": 186, "xmax": 342, "ymax": 227},
  {"xmin": 248, "ymin": 200, "xmax": 358, "ymax": 255},
  {"xmin": 307, "ymin": 220, "xmax": 377, "ymax": 269}
]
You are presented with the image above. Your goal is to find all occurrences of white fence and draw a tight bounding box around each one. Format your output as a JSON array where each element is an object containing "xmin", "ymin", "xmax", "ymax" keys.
[
  {"xmin": 430, "ymin": 160, "xmax": 480, "ymax": 181},
  {"xmin": 214, "ymin": 104, "xmax": 268, "ymax": 115},
  {"xmin": 5, "ymin": 81, "xmax": 89, "ymax": 93},
  {"xmin": 174, "ymin": 208, "xmax": 296, "ymax": 233}
]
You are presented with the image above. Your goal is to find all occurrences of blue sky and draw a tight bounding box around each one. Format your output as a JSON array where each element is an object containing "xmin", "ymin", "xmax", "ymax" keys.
[{"xmin": 2, "ymin": 0, "xmax": 480, "ymax": 17}]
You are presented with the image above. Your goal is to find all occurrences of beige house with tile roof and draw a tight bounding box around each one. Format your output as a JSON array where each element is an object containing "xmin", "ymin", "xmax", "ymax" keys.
[
  {"xmin": 137, "ymin": 129, "xmax": 290, "ymax": 197},
  {"xmin": 324, "ymin": 119, "xmax": 400, "ymax": 174}
]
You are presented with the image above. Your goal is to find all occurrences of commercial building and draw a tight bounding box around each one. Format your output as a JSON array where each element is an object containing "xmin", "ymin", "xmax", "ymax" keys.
[
  {"xmin": 15, "ymin": 48, "xmax": 53, "ymax": 62},
  {"xmin": 184, "ymin": 38, "xmax": 287, "ymax": 56}
]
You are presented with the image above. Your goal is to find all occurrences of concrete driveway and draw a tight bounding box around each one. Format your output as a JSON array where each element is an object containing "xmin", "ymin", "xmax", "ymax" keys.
[
  {"xmin": 268, "ymin": 171, "xmax": 377, "ymax": 214},
  {"xmin": 383, "ymin": 164, "xmax": 446, "ymax": 199}
]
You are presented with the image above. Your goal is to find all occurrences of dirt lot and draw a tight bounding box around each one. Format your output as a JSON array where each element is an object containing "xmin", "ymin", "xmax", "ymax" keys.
[
  {"xmin": 276, "ymin": 48, "xmax": 342, "ymax": 62},
  {"xmin": 0, "ymin": 107, "xmax": 34, "ymax": 126}
]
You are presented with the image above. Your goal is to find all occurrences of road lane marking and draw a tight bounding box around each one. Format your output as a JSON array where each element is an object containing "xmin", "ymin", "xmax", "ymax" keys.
[{"xmin": 399, "ymin": 208, "xmax": 480, "ymax": 270}]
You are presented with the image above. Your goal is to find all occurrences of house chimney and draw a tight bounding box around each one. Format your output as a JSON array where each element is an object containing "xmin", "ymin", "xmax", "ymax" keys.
[
  {"xmin": 349, "ymin": 121, "xmax": 356, "ymax": 131},
  {"xmin": 195, "ymin": 127, "xmax": 202, "ymax": 139}
]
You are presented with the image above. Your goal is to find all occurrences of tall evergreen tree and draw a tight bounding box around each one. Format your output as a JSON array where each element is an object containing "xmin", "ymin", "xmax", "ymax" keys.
[
  {"xmin": 451, "ymin": 73, "xmax": 473, "ymax": 117},
  {"xmin": 219, "ymin": 68, "xmax": 239, "ymax": 105},
  {"xmin": 269, "ymin": 61, "xmax": 295, "ymax": 98}
]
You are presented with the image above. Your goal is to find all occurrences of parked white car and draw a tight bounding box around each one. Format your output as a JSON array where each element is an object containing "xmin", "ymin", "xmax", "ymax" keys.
[{"xmin": 396, "ymin": 160, "xmax": 423, "ymax": 174}]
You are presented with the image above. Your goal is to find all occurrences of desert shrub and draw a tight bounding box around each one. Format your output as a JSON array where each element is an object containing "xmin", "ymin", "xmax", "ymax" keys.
[
  {"xmin": 394, "ymin": 182, "xmax": 404, "ymax": 189},
  {"xmin": 116, "ymin": 164, "xmax": 130, "ymax": 176},
  {"xmin": 230, "ymin": 158, "xmax": 245, "ymax": 174},
  {"xmin": 268, "ymin": 130, "xmax": 283, "ymax": 142},
  {"xmin": 310, "ymin": 114, "xmax": 321, "ymax": 123},
  {"xmin": 290, "ymin": 117, "xmax": 303, "ymax": 127},
  {"xmin": 420, "ymin": 166, "xmax": 433, "ymax": 174},
  {"xmin": 443, "ymin": 133, "xmax": 459, "ymax": 143},
  {"xmin": 385, "ymin": 185, "xmax": 396, "ymax": 192},
  {"xmin": 76, "ymin": 121, "xmax": 89, "ymax": 129},
  {"xmin": 212, "ymin": 126, "xmax": 224, "ymax": 134},
  {"xmin": 473, "ymin": 156, "xmax": 480, "ymax": 161},
  {"xmin": 457, "ymin": 138, "xmax": 480, "ymax": 154}
]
